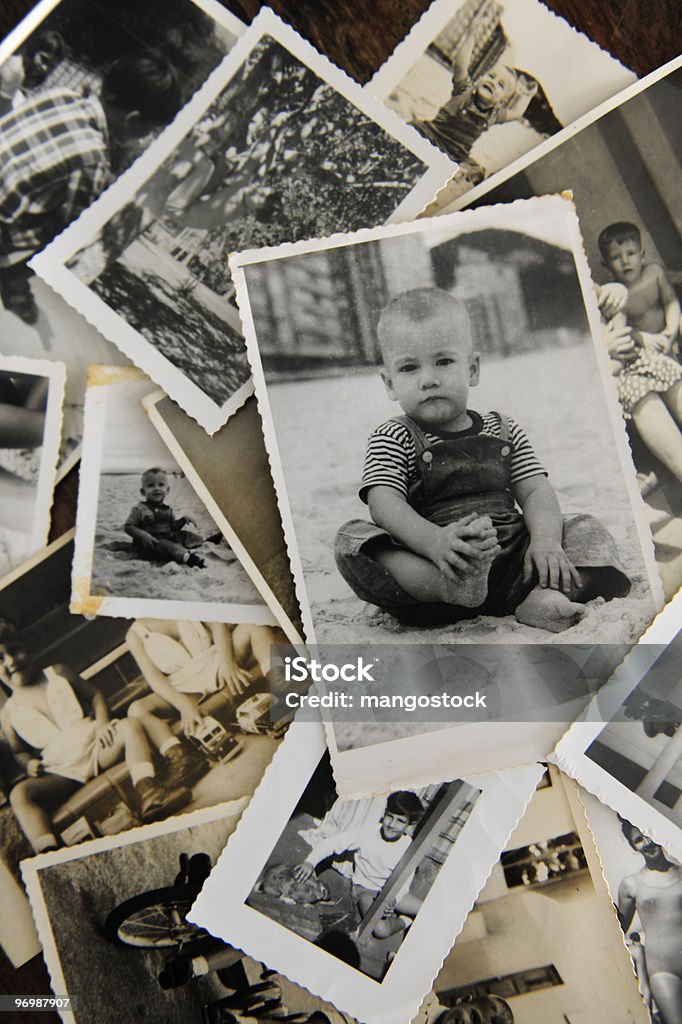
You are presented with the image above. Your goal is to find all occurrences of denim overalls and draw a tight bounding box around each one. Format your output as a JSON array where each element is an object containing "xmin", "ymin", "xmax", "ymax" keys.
[{"xmin": 335, "ymin": 412, "xmax": 629, "ymax": 625}]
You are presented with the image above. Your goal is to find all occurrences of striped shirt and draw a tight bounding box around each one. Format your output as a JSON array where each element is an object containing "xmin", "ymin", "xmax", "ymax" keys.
[
  {"xmin": 412, "ymin": 77, "xmax": 503, "ymax": 163},
  {"xmin": 360, "ymin": 412, "xmax": 546, "ymax": 504},
  {"xmin": 0, "ymin": 88, "xmax": 111, "ymax": 259}
]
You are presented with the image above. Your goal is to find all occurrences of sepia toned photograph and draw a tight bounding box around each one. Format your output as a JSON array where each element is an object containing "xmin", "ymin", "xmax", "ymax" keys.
[
  {"xmin": 444, "ymin": 57, "xmax": 682, "ymax": 600},
  {"xmin": 0, "ymin": 0, "xmax": 244, "ymax": 468},
  {"xmin": 0, "ymin": 533, "xmax": 287, "ymax": 965},
  {"xmin": 145, "ymin": 389, "xmax": 304, "ymax": 644},
  {"xmin": 72, "ymin": 367, "xmax": 274, "ymax": 624},
  {"xmin": 0, "ymin": 355, "xmax": 64, "ymax": 577},
  {"xmin": 231, "ymin": 196, "xmax": 660, "ymax": 646},
  {"xmin": 369, "ymin": 0, "xmax": 634, "ymax": 205},
  {"xmin": 413, "ymin": 768, "xmax": 648, "ymax": 1024},
  {"xmin": 191, "ymin": 719, "xmax": 542, "ymax": 1024},
  {"xmin": 31, "ymin": 8, "xmax": 452, "ymax": 434},
  {"xmin": 555, "ymin": 588, "xmax": 682, "ymax": 864}
]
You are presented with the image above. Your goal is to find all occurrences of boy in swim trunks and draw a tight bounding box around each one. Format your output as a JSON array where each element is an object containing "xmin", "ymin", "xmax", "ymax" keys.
[
  {"xmin": 125, "ymin": 467, "xmax": 205, "ymax": 569},
  {"xmin": 335, "ymin": 288, "xmax": 630, "ymax": 632}
]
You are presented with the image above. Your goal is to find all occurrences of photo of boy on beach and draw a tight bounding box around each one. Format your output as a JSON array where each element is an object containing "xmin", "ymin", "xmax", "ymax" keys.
[
  {"xmin": 236, "ymin": 201, "xmax": 659, "ymax": 645},
  {"xmin": 335, "ymin": 287, "xmax": 630, "ymax": 632}
]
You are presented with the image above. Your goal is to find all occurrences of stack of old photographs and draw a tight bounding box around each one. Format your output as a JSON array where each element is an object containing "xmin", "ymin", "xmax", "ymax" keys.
[{"xmin": 0, "ymin": 0, "xmax": 680, "ymax": 1022}]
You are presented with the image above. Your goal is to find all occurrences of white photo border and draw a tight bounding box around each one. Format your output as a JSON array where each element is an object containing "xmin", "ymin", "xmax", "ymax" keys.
[
  {"xmin": 427, "ymin": 53, "xmax": 682, "ymax": 216},
  {"xmin": 554, "ymin": 588, "xmax": 682, "ymax": 862},
  {"xmin": 30, "ymin": 7, "xmax": 453, "ymax": 435},
  {"xmin": 229, "ymin": 193, "xmax": 664, "ymax": 646},
  {"xmin": 0, "ymin": 353, "xmax": 65, "ymax": 573},
  {"xmin": 190, "ymin": 717, "xmax": 543, "ymax": 1024},
  {"xmin": 71, "ymin": 365, "xmax": 276, "ymax": 624}
]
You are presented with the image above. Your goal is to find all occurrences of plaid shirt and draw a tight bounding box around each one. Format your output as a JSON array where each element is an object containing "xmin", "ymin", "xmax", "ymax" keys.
[{"xmin": 0, "ymin": 87, "xmax": 111, "ymax": 261}]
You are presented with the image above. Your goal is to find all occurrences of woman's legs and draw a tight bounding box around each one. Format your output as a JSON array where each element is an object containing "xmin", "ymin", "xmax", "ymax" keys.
[
  {"xmin": 632, "ymin": 390, "xmax": 682, "ymax": 484},
  {"xmin": 649, "ymin": 971, "xmax": 682, "ymax": 1024},
  {"xmin": 9, "ymin": 775, "xmax": 80, "ymax": 853}
]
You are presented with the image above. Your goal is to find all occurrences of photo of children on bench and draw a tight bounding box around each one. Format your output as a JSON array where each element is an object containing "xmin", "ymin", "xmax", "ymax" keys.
[
  {"xmin": 246, "ymin": 752, "xmax": 481, "ymax": 982},
  {"xmin": 235, "ymin": 199, "xmax": 659, "ymax": 644},
  {"xmin": 0, "ymin": 534, "xmax": 287, "ymax": 873}
]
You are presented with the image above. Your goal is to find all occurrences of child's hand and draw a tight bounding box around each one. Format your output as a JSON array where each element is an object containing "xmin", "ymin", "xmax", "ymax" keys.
[
  {"xmin": 27, "ymin": 758, "xmax": 43, "ymax": 778},
  {"xmin": 293, "ymin": 861, "xmax": 315, "ymax": 883},
  {"xmin": 96, "ymin": 722, "xmax": 118, "ymax": 750},
  {"xmin": 523, "ymin": 541, "xmax": 581, "ymax": 593},
  {"xmin": 428, "ymin": 522, "xmax": 488, "ymax": 579},
  {"xmin": 178, "ymin": 695, "xmax": 205, "ymax": 736},
  {"xmin": 639, "ymin": 331, "xmax": 669, "ymax": 355},
  {"xmin": 217, "ymin": 662, "xmax": 251, "ymax": 697}
]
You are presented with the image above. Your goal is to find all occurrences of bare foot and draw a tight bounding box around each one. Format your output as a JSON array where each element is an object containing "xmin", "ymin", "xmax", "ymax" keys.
[
  {"xmin": 440, "ymin": 547, "xmax": 498, "ymax": 608},
  {"xmin": 514, "ymin": 586, "xmax": 586, "ymax": 633}
]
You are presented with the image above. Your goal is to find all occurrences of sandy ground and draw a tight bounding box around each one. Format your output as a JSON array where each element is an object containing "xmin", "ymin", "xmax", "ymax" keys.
[
  {"xmin": 268, "ymin": 343, "xmax": 659, "ymax": 644},
  {"xmin": 91, "ymin": 473, "xmax": 264, "ymax": 607}
]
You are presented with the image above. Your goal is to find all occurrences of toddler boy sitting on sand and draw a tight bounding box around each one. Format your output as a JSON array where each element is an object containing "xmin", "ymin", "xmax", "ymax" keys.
[
  {"xmin": 335, "ymin": 288, "xmax": 630, "ymax": 632},
  {"xmin": 125, "ymin": 467, "xmax": 205, "ymax": 569}
]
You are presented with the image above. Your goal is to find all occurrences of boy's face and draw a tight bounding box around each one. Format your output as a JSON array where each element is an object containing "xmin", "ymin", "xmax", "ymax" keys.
[
  {"xmin": 476, "ymin": 66, "xmax": 517, "ymax": 109},
  {"xmin": 0, "ymin": 638, "xmax": 30, "ymax": 690},
  {"xmin": 380, "ymin": 312, "xmax": 479, "ymax": 432},
  {"xmin": 604, "ymin": 238, "xmax": 644, "ymax": 285},
  {"xmin": 380, "ymin": 810, "xmax": 412, "ymax": 842},
  {"xmin": 141, "ymin": 473, "xmax": 170, "ymax": 505}
]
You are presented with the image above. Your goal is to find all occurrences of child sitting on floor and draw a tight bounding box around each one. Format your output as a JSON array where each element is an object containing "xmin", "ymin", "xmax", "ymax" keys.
[
  {"xmin": 335, "ymin": 288, "xmax": 630, "ymax": 632},
  {"xmin": 124, "ymin": 467, "xmax": 206, "ymax": 569},
  {"xmin": 294, "ymin": 790, "xmax": 425, "ymax": 938}
]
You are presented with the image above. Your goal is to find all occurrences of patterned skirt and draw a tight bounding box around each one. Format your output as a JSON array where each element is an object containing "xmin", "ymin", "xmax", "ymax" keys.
[{"xmin": 616, "ymin": 352, "xmax": 681, "ymax": 419}]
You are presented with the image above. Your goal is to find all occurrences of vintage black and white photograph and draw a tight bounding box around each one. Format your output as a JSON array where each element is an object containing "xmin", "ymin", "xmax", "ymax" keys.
[
  {"xmin": 445, "ymin": 58, "xmax": 682, "ymax": 600},
  {"xmin": 191, "ymin": 719, "xmax": 542, "ymax": 1024},
  {"xmin": 580, "ymin": 786, "xmax": 682, "ymax": 1024},
  {"xmin": 0, "ymin": 355, "xmax": 64, "ymax": 577},
  {"xmin": 411, "ymin": 768, "xmax": 648, "ymax": 1024},
  {"xmin": 0, "ymin": 532, "xmax": 288, "ymax": 947},
  {"xmin": 555, "ymin": 589, "xmax": 682, "ymax": 863},
  {"xmin": 368, "ymin": 0, "xmax": 634, "ymax": 206},
  {"xmin": 31, "ymin": 9, "xmax": 452, "ymax": 435},
  {"xmin": 23, "ymin": 800, "xmax": 363, "ymax": 1024},
  {"xmin": 144, "ymin": 389, "xmax": 304, "ymax": 644},
  {"xmin": 0, "ymin": 0, "xmax": 244, "ymax": 468},
  {"xmin": 231, "ymin": 195, "xmax": 660, "ymax": 647},
  {"xmin": 72, "ymin": 366, "xmax": 274, "ymax": 624}
]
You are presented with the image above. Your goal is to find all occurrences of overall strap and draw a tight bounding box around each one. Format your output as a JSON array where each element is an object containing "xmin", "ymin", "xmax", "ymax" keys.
[
  {"xmin": 491, "ymin": 411, "xmax": 511, "ymax": 444},
  {"xmin": 390, "ymin": 415, "xmax": 431, "ymax": 457}
]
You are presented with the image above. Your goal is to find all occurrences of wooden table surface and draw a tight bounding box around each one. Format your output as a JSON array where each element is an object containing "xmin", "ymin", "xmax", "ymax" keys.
[{"xmin": 0, "ymin": 0, "xmax": 680, "ymax": 1014}]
